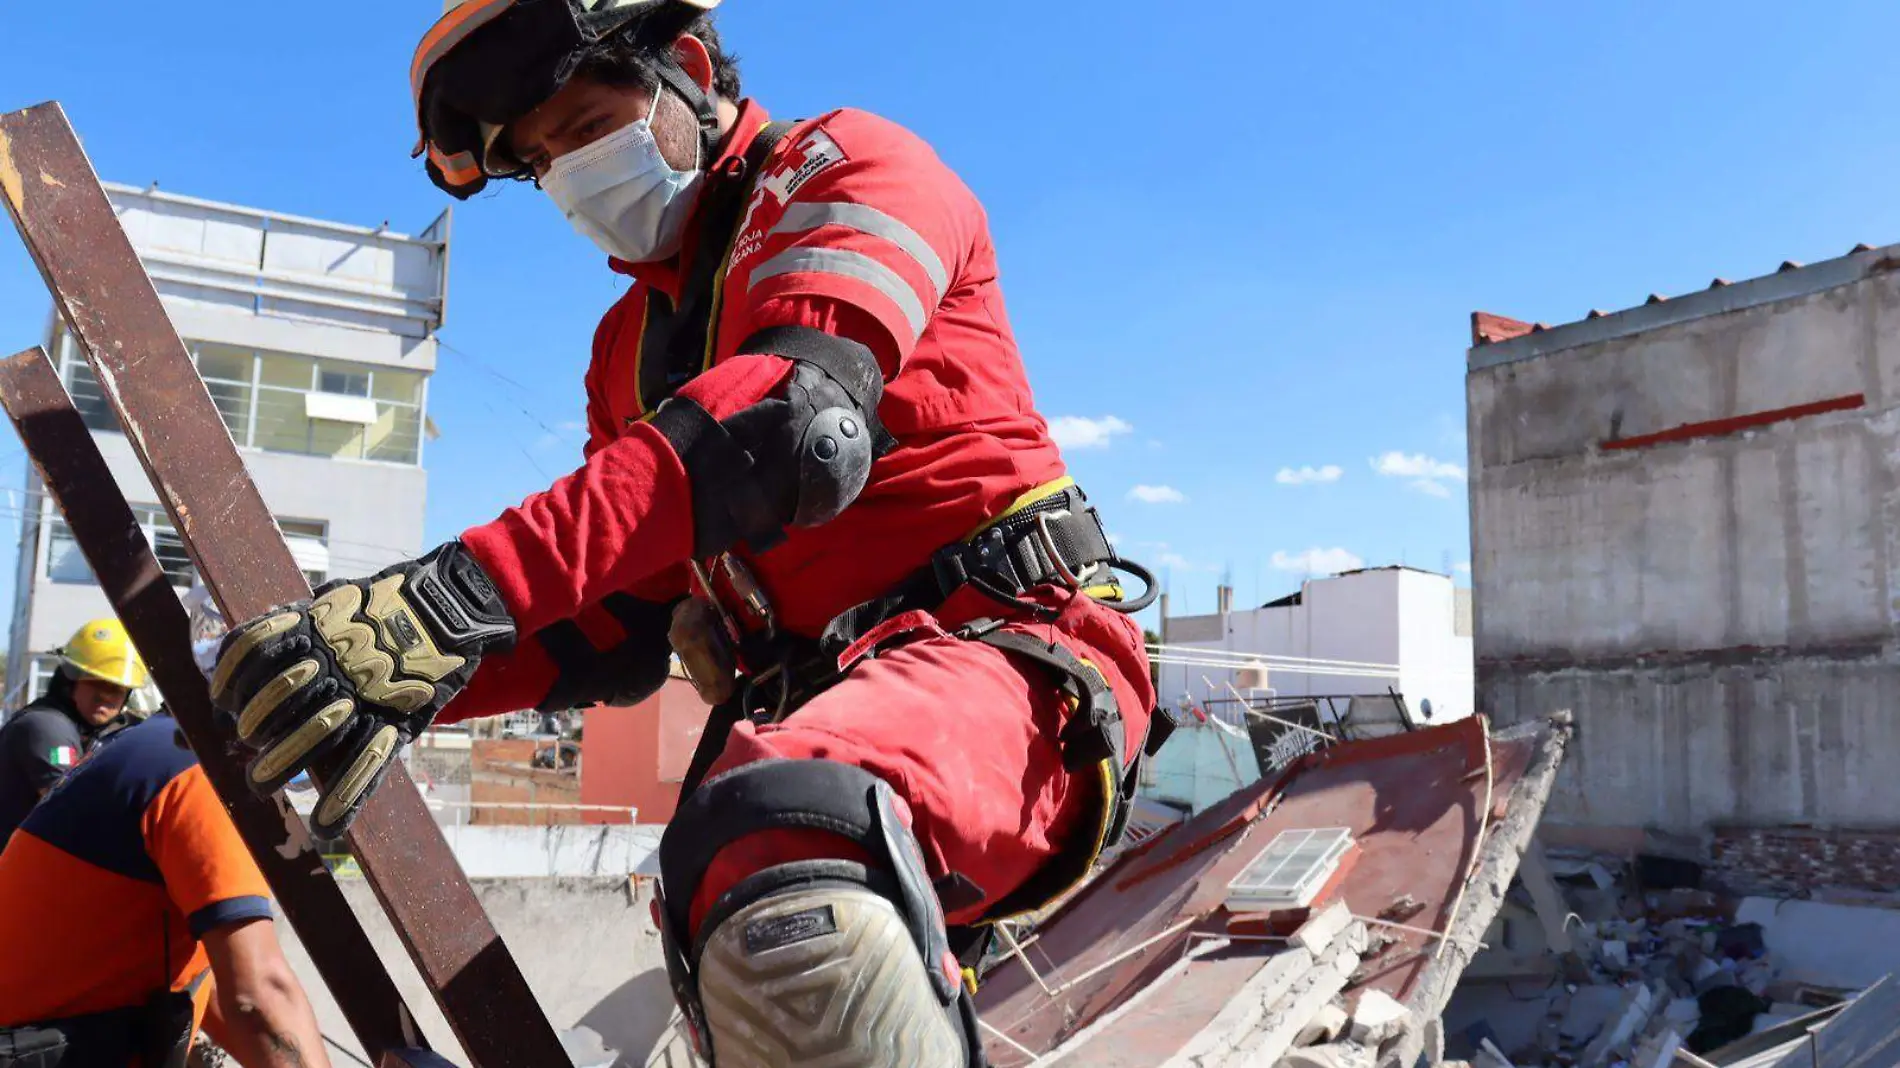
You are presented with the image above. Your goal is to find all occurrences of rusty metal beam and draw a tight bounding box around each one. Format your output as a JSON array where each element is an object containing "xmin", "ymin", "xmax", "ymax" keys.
[
  {"xmin": 0, "ymin": 346, "xmax": 427, "ymax": 1061},
  {"xmin": 0, "ymin": 101, "xmax": 567, "ymax": 1068}
]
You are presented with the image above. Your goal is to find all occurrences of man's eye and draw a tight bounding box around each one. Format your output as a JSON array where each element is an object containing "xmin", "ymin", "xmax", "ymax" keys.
[{"xmin": 579, "ymin": 118, "xmax": 609, "ymax": 141}]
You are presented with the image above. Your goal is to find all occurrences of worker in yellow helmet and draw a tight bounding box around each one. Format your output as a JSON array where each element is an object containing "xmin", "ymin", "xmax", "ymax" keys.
[{"xmin": 0, "ymin": 618, "xmax": 149, "ymax": 842}]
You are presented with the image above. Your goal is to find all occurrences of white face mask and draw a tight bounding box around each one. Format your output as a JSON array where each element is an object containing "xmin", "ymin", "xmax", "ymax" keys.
[{"xmin": 540, "ymin": 92, "xmax": 703, "ymax": 263}]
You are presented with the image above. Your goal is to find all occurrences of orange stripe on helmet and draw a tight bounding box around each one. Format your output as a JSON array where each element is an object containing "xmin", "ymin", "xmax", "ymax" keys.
[
  {"xmin": 409, "ymin": 0, "xmax": 520, "ymax": 126},
  {"xmin": 429, "ymin": 144, "xmax": 485, "ymax": 187}
]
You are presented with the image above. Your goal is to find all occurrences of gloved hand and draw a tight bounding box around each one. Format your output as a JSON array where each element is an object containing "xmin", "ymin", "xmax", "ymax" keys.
[{"xmin": 209, "ymin": 541, "xmax": 516, "ymax": 838}]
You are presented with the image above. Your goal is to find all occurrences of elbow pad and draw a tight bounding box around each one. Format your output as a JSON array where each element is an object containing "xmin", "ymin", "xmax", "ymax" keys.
[{"xmin": 651, "ymin": 325, "xmax": 895, "ymax": 557}]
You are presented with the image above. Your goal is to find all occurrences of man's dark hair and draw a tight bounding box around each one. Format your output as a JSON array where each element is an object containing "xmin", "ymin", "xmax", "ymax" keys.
[{"xmin": 575, "ymin": 14, "xmax": 742, "ymax": 101}]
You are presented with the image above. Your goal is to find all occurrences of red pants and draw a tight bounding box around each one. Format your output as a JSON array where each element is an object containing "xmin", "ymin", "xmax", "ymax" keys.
[{"xmin": 695, "ymin": 605, "xmax": 1145, "ymax": 930}]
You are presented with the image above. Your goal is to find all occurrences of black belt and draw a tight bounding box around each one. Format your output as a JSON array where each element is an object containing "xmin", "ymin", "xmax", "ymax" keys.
[
  {"xmin": 814, "ymin": 484, "xmax": 1154, "ymax": 657},
  {"xmin": 681, "ymin": 485, "xmax": 1158, "ymax": 793},
  {"xmin": 672, "ymin": 485, "xmax": 1179, "ymax": 939}
]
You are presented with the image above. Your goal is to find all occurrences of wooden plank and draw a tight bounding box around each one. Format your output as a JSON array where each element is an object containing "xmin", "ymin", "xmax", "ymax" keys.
[{"xmin": 0, "ymin": 101, "xmax": 566, "ymax": 1068}]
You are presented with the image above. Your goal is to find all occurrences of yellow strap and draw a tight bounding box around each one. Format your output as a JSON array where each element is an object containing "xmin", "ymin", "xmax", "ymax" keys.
[
  {"xmin": 963, "ymin": 476, "xmax": 1076, "ymax": 541},
  {"xmin": 975, "ymin": 757, "xmax": 1120, "ymax": 928},
  {"xmin": 965, "ymin": 475, "xmax": 1128, "ymax": 604}
]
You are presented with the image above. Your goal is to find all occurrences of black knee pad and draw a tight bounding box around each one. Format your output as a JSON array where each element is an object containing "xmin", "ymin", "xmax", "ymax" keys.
[{"xmin": 655, "ymin": 759, "xmax": 985, "ymax": 1066}]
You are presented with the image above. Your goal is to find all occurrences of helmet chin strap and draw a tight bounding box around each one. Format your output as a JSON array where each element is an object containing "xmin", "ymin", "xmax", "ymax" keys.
[{"xmin": 651, "ymin": 57, "xmax": 721, "ymax": 164}]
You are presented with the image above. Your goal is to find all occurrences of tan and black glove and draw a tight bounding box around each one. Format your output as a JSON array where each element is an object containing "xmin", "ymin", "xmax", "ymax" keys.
[{"xmin": 209, "ymin": 541, "xmax": 515, "ymax": 838}]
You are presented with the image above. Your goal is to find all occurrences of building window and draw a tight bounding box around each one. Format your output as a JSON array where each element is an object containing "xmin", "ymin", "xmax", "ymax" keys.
[
  {"xmin": 317, "ymin": 365, "xmax": 371, "ymax": 397},
  {"xmin": 25, "ymin": 655, "xmax": 60, "ymax": 705},
  {"xmin": 45, "ymin": 515, "xmax": 95, "ymax": 584},
  {"xmin": 44, "ymin": 506, "xmax": 330, "ymax": 590},
  {"xmin": 278, "ymin": 517, "xmax": 330, "ymax": 587},
  {"xmin": 57, "ymin": 333, "xmax": 117, "ymax": 434},
  {"xmin": 55, "ymin": 333, "xmax": 426, "ymax": 466}
]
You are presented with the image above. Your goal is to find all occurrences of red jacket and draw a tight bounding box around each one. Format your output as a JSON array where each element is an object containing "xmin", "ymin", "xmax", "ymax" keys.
[{"xmin": 449, "ymin": 101, "xmax": 1154, "ymax": 747}]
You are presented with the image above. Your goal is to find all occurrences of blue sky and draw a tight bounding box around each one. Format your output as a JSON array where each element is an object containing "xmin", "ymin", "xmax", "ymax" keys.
[{"xmin": 7, "ymin": 2, "xmax": 1900, "ymax": 626}]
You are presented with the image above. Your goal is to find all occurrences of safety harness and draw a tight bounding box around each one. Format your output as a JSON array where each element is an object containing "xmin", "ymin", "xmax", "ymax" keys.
[{"xmin": 675, "ymin": 478, "xmax": 1171, "ymax": 926}]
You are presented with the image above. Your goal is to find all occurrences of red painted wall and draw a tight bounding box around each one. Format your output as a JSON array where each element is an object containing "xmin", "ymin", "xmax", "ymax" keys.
[{"xmin": 580, "ymin": 677, "xmax": 711, "ymax": 825}]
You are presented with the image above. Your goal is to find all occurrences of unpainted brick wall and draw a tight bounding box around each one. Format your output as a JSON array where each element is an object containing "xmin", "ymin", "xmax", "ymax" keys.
[{"xmin": 1709, "ymin": 825, "xmax": 1900, "ymax": 898}]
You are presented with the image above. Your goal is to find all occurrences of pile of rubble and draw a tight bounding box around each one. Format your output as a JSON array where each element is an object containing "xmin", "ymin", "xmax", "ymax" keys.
[
  {"xmin": 1442, "ymin": 851, "xmax": 1869, "ymax": 1068},
  {"xmin": 1169, "ymin": 900, "xmax": 1439, "ymax": 1068}
]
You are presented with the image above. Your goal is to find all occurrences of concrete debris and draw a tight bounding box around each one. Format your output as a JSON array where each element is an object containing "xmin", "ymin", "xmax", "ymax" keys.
[
  {"xmin": 1435, "ymin": 845, "xmax": 1900, "ymax": 1068},
  {"xmin": 1474, "ymin": 1037, "xmax": 1516, "ymax": 1068},
  {"xmin": 1629, "ymin": 1027, "xmax": 1680, "ymax": 1068},
  {"xmin": 1560, "ymin": 986, "xmax": 1628, "ymax": 1043},
  {"xmin": 1577, "ymin": 983, "xmax": 1657, "ymax": 1066},
  {"xmin": 1191, "ymin": 923, "xmax": 1367, "ymax": 1068},
  {"xmin": 1347, "ymin": 990, "xmax": 1409, "ymax": 1046},
  {"xmin": 1279, "ymin": 1041, "xmax": 1376, "ymax": 1068},
  {"xmin": 1380, "ymin": 895, "xmax": 1426, "ymax": 924},
  {"xmin": 1295, "ymin": 1004, "xmax": 1350, "ymax": 1047},
  {"xmin": 1294, "ymin": 901, "xmax": 1356, "ymax": 955},
  {"xmin": 1600, "ymin": 941, "xmax": 1629, "ymax": 970},
  {"xmin": 1662, "ymin": 998, "xmax": 1700, "ymax": 1026}
]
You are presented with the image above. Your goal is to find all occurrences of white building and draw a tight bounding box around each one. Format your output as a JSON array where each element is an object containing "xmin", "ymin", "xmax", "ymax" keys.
[
  {"xmin": 5, "ymin": 183, "xmax": 450, "ymax": 706},
  {"xmin": 1157, "ymin": 566, "xmax": 1476, "ymax": 731}
]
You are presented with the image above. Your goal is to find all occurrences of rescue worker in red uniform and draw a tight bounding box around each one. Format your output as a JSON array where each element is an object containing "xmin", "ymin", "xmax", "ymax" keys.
[{"xmin": 211, "ymin": 2, "xmax": 1168, "ymax": 1064}]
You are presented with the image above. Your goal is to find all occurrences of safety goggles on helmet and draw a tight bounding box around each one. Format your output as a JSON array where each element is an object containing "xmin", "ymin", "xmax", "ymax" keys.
[{"xmin": 411, "ymin": 0, "xmax": 723, "ymax": 200}]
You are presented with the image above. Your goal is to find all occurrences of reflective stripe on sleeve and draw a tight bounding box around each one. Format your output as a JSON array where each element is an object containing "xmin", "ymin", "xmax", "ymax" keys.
[
  {"xmin": 769, "ymin": 202, "xmax": 949, "ymax": 305},
  {"xmin": 749, "ymin": 247, "xmax": 929, "ymax": 340}
]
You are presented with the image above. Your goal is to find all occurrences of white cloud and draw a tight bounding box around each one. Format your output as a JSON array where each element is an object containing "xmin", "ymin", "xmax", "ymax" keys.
[
  {"xmin": 1149, "ymin": 548, "xmax": 1219, "ymax": 573},
  {"xmin": 1371, "ymin": 451, "xmax": 1467, "ymax": 480},
  {"xmin": 1275, "ymin": 464, "xmax": 1344, "ymax": 486},
  {"xmin": 1048, "ymin": 415, "xmax": 1133, "ymax": 451},
  {"xmin": 1454, "ymin": 561, "xmax": 1472, "ymax": 574},
  {"xmin": 1106, "ymin": 530, "xmax": 1123, "ymax": 547},
  {"xmin": 1270, "ymin": 547, "xmax": 1365, "ymax": 574},
  {"xmin": 1373, "ymin": 451, "xmax": 1466, "ymax": 498},
  {"xmin": 1127, "ymin": 484, "xmax": 1187, "ymax": 505}
]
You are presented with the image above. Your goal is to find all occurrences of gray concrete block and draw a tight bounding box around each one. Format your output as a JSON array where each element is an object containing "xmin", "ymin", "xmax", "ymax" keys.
[
  {"xmin": 1559, "ymin": 985, "xmax": 1628, "ymax": 1043},
  {"xmin": 1295, "ymin": 1004, "xmax": 1350, "ymax": 1047},
  {"xmin": 1294, "ymin": 901, "xmax": 1356, "ymax": 955},
  {"xmin": 1347, "ymin": 990, "xmax": 1410, "ymax": 1046}
]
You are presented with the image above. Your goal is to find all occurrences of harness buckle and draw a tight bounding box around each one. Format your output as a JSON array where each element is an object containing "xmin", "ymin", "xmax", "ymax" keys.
[{"xmin": 1034, "ymin": 509, "xmax": 1084, "ymax": 588}]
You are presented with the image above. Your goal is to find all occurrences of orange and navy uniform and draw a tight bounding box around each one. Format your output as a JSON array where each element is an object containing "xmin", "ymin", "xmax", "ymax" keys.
[{"xmin": 0, "ymin": 714, "xmax": 272, "ymax": 1031}]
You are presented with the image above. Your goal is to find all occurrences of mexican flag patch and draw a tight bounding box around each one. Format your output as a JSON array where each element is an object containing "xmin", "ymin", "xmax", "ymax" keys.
[{"xmin": 48, "ymin": 745, "xmax": 77, "ymax": 768}]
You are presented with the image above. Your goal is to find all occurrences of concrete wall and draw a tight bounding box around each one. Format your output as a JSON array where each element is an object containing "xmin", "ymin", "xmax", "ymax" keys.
[
  {"xmin": 581, "ymin": 680, "xmax": 710, "ymax": 827},
  {"xmin": 438, "ymin": 824, "xmax": 662, "ymax": 878},
  {"xmin": 279, "ymin": 877, "xmax": 685, "ymax": 1068},
  {"xmin": 1397, "ymin": 569, "xmax": 1477, "ymax": 724},
  {"xmin": 1467, "ymin": 247, "xmax": 1900, "ymax": 836}
]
